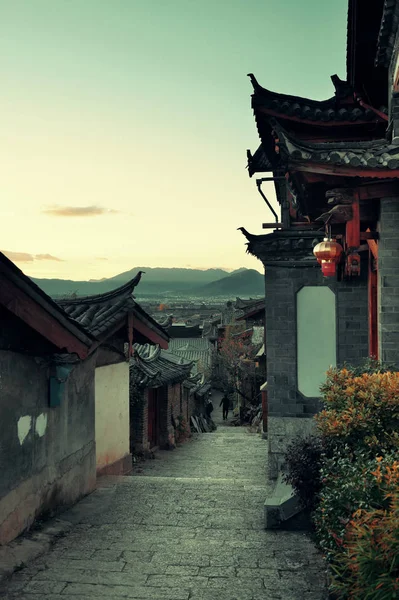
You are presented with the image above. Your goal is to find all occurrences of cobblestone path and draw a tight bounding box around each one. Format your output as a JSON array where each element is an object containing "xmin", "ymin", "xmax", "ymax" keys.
[{"xmin": 1, "ymin": 403, "xmax": 327, "ymax": 599}]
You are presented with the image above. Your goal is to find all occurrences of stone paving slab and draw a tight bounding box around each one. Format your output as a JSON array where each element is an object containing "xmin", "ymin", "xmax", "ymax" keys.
[{"xmin": 0, "ymin": 403, "xmax": 327, "ymax": 599}]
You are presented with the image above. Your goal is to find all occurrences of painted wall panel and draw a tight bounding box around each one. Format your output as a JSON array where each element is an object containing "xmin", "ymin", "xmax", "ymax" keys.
[
  {"xmin": 297, "ymin": 286, "xmax": 336, "ymax": 397},
  {"xmin": 95, "ymin": 362, "xmax": 129, "ymax": 468}
]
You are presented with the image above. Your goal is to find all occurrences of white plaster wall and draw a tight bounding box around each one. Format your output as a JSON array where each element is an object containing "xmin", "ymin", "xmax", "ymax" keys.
[{"xmin": 95, "ymin": 362, "xmax": 130, "ymax": 469}]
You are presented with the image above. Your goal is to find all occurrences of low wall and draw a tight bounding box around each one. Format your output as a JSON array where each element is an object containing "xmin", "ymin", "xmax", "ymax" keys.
[{"xmin": 0, "ymin": 350, "xmax": 96, "ymax": 545}]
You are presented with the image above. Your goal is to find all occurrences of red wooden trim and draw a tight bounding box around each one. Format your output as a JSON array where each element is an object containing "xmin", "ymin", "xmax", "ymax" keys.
[
  {"xmin": 133, "ymin": 317, "xmax": 169, "ymax": 349},
  {"xmin": 296, "ymin": 178, "xmax": 399, "ymax": 200},
  {"xmin": 366, "ymin": 228, "xmax": 378, "ymax": 259},
  {"xmin": 368, "ymin": 251, "xmax": 378, "ymax": 358},
  {"xmin": 355, "ymin": 97, "xmax": 388, "ymax": 122},
  {"xmin": 346, "ymin": 191, "xmax": 360, "ymax": 248},
  {"xmin": 358, "ymin": 182, "xmax": 399, "ymax": 200},
  {"xmin": 0, "ymin": 274, "xmax": 89, "ymax": 358},
  {"xmin": 292, "ymin": 162, "xmax": 399, "ymax": 179}
]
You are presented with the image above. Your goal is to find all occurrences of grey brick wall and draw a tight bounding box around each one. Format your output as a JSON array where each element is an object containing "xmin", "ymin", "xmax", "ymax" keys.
[
  {"xmin": 378, "ymin": 197, "xmax": 399, "ymax": 366},
  {"xmin": 265, "ymin": 260, "xmax": 368, "ymax": 419}
]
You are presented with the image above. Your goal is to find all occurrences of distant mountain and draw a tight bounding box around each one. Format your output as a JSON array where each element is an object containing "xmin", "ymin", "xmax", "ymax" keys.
[
  {"xmin": 198, "ymin": 269, "xmax": 264, "ymax": 296},
  {"xmin": 229, "ymin": 267, "xmax": 248, "ymax": 275},
  {"xmin": 31, "ymin": 267, "xmax": 264, "ymax": 299},
  {"xmin": 31, "ymin": 267, "xmax": 244, "ymax": 298},
  {"xmin": 106, "ymin": 267, "xmax": 228, "ymax": 285}
]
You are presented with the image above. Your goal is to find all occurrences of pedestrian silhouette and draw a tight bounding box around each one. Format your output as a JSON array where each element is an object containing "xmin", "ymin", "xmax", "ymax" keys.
[
  {"xmin": 220, "ymin": 394, "xmax": 230, "ymax": 420},
  {"xmin": 205, "ymin": 399, "xmax": 213, "ymax": 419}
]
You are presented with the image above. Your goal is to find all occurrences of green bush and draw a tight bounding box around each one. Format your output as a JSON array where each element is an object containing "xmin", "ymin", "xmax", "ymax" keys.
[
  {"xmin": 326, "ymin": 455, "xmax": 399, "ymax": 600},
  {"xmin": 283, "ymin": 435, "xmax": 324, "ymax": 513},
  {"xmin": 313, "ymin": 450, "xmax": 391, "ymax": 563},
  {"xmin": 312, "ymin": 361, "xmax": 399, "ymax": 598}
]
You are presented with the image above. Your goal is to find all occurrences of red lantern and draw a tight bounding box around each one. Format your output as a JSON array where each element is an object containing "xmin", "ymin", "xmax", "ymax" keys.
[{"xmin": 313, "ymin": 238, "xmax": 343, "ymax": 277}]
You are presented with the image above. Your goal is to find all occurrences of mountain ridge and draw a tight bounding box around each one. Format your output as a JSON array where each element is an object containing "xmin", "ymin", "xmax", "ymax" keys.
[{"xmin": 31, "ymin": 266, "xmax": 264, "ymax": 298}]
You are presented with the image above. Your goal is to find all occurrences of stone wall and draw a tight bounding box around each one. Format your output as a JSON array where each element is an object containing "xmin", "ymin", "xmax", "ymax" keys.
[
  {"xmin": 378, "ymin": 197, "xmax": 399, "ymax": 366},
  {"xmin": 0, "ymin": 350, "xmax": 96, "ymax": 545},
  {"xmin": 265, "ymin": 260, "xmax": 368, "ymax": 479}
]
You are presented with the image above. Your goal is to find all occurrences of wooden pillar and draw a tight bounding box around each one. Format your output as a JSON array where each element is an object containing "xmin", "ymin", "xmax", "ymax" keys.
[{"xmin": 368, "ymin": 249, "xmax": 378, "ymax": 358}]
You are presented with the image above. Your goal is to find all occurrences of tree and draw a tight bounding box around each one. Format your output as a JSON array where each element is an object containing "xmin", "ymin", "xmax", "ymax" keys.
[{"xmin": 212, "ymin": 324, "xmax": 259, "ymax": 404}]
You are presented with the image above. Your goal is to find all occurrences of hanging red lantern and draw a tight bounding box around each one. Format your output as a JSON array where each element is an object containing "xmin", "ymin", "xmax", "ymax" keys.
[{"xmin": 313, "ymin": 238, "xmax": 343, "ymax": 277}]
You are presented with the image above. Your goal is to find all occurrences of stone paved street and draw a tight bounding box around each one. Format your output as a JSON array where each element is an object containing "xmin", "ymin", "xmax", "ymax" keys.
[{"xmin": 0, "ymin": 402, "xmax": 327, "ymax": 599}]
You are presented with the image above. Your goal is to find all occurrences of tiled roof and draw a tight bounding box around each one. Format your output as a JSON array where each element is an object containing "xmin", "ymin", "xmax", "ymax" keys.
[
  {"xmin": 168, "ymin": 324, "xmax": 202, "ymax": 338},
  {"xmin": 246, "ymin": 146, "xmax": 272, "ymax": 177},
  {"xmin": 275, "ymin": 123, "xmax": 399, "ymax": 171},
  {"xmin": 375, "ymin": 0, "xmax": 399, "ymax": 67},
  {"xmin": 0, "ymin": 252, "xmax": 94, "ymax": 354},
  {"xmin": 235, "ymin": 300, "xmax": 265, "ymax": 322},
  {"xmin": 57, "ymin": 275, "xmax": 169, "ymax": 341},
  {"xmin": 248, "ymin": 73, "xmax": 386, "ymax": 124},
  {"xmin": 168, "ymin": 338, "xmax": 213, "ymax": 373},
  {"xmin": 153, "ymin": 314, "xmax": 173, "ymax": 328},
  {"xmin": 234, "ymin": 297, "xmax": 264, "ymax": 310},
  {"xmin": 131, "ymin": 343, "xmax": 193, "ymax": 388}
]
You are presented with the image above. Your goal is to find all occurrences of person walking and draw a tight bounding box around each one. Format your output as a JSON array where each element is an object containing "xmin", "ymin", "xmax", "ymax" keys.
[
  {"xmin": 205, "ymin": 399, "xmax": 214, "ymax": 420},
  {"xmin": 220, "ymin": 393, "xmax": 230, "ymax": 421}
]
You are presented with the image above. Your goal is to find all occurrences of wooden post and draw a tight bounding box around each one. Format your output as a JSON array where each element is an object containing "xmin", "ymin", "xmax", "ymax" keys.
[
  {"xmin": 368, "ymin": 250, "xmax": 378, "ymax": 358},
  {"xmin": 345, "ymin": 191, "xmax": 360, "ymax": 249}
]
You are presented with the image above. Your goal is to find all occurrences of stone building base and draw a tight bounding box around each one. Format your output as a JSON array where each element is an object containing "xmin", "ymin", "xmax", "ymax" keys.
[
  {"xmin": 267, "ymin": 416, "xmax": 315, "ymax": 480},
  {"xmin": 0, "ymin": 442, "xmax": 96, "ymax": 546},
  {"xmin": 96, "ymin": 453, "xmax": 132, "ymax": 477}
]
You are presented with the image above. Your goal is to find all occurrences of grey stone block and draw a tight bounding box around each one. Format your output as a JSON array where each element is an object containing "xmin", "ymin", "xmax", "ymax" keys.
[{"xmin": 264, "ymin": 474, "xmax": 301, "ymax": 530}]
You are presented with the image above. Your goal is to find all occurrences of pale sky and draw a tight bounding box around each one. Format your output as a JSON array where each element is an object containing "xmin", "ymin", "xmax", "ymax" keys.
[{"xmin": 0, "ymin": 0, "xmax": 347, "ymax": 280}]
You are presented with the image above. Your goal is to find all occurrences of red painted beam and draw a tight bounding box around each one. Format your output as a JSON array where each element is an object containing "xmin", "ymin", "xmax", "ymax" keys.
[
  {"xmin": 133, "ymin": 317, "xmax": 168, "ymax": 349},
  {"xmin": 0, "ymin": 274, "xmax": 90, "ymax": 359},
  {"xmin": 346, "ymin": 191, "xmax": 360, "ymax": 249},
  {"xmin": 292, "ymin": 162, "xmax": 399, "ymax": 179}
]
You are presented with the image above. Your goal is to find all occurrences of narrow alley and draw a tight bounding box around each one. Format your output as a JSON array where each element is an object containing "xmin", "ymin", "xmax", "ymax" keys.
[{"xmin": 1, "ymin": 402, "xmax": 327, "ymax": 600}]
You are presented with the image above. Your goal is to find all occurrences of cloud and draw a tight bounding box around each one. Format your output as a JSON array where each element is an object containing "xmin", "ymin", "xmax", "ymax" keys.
[
  {"xmin": 2, "ymin": 250, "xmax": 63, "ymax": 263},
  {"xmin": 2, "ymin": 251, "xmax": 35, "ymax": 262},
  {"xmin": 42, "ymin": 205, "xmax": 119, "ymax": 217},
  {"xmin": 35, "ymin": 253, "xmax": 64, "ymax": 262}
]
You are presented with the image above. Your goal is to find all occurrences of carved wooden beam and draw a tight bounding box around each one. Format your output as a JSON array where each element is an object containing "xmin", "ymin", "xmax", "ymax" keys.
[
  {"xmin": 316, "ymin": 204, "xmax": 353, "ymax": 223},
  {"xmin": 326, "ymin": 188, "xmax": 354, "ymax": 205}
]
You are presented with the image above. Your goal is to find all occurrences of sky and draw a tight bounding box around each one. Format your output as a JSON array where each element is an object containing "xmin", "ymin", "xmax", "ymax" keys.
[{"xmin": 0, "ymin": 0, "xmax": 348, "ymax": 280}]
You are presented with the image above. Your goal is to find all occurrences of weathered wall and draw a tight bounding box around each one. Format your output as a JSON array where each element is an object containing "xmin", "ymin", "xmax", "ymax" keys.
[
  {"xmin": 265, "ymin": 261, "xmax": 368, "ymax": 478},
  {"xmin": 95, "ymin": 362, "xmax": 131, "ymax": 474},
  {"xmin": 159, "ymin": 385, "xmax": 175, "ymax": 449},
  {"xmin": 131, "ymin": 388, "xmax": 149, "ymax": 452},
  {"xmin": 378, "ymin": 197, "xmax": 399, "ymax": 367},
  {"xmin": 169, "ymin": 383, "xmax": 181, "ymax": 422},
  {"xmin": 0, "ymin": 350, "xmax": 96, "ymax": 545}
]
